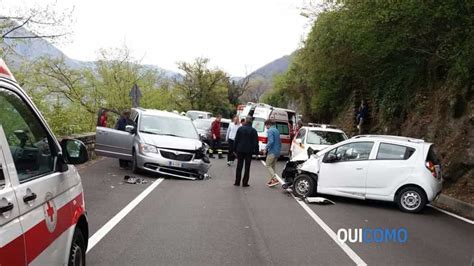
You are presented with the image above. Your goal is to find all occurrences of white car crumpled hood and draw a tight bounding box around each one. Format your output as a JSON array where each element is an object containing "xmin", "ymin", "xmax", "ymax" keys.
[
  {"xmin": 299, "ymin": 155, "xmax": 322, "ymax": 174},
  {"xmin": 140, "ymin": 134, "xmax": 203, "ymax": 151}
]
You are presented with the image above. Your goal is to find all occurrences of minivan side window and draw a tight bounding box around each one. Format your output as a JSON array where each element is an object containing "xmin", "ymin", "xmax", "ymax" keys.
[
  {"xmin": 327, "ymin": 142, "xmax": 374, "ymax": 161},
  {"xmin": 377, "ymin": 143, "xmax": 415, "ymax": 160},
  {"xmin": 0, "ymin": 88, "xmax": 56, "ymax": 182}
]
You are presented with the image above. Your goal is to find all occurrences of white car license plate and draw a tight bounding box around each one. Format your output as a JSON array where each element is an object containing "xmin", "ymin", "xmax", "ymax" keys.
[{"xmin": 169, "ymin": 161, "xmax": 182, "ymax": 167}]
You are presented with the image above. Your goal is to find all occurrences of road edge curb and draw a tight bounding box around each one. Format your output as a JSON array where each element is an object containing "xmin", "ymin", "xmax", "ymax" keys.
[{"xmin": 433, "ymin": 194, "xmax": 474, "ymax": 221}]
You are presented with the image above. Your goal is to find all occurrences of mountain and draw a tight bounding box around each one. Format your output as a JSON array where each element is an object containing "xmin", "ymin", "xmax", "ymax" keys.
[
  {"xmin": 1, "ymin": 25, "xmax": 178, "ymax": 77},
  {"xmin": 249, "ymin": 54, "xmax": 293, "ymax": 80}
]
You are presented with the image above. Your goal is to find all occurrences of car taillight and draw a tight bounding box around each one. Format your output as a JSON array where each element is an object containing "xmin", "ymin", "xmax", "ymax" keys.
[
  {"xmin": 425, "ymin": 161, "xmax": 437, "ymax": 178},
  {"xmin": 259, "ymin": 136, "xmax": 267, "ymax": 144}
]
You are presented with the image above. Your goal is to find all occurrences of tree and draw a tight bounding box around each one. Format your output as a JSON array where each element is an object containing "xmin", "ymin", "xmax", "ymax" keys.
[
  {"xmin": 0, "ymin": 2, "xmax": 73, "ymax": 41},
  {"xmin": 173, "ymin": 57, "xmax": 231, "ymax": 114},
  {"xmin": 240, "ymin": 76, "xmax": 270, "ymax": 103}
]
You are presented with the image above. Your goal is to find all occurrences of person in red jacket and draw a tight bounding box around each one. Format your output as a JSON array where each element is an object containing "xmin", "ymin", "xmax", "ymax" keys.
[{"xmin": 210, "ymin": 115, "xmax": 223, "ymax": 159}]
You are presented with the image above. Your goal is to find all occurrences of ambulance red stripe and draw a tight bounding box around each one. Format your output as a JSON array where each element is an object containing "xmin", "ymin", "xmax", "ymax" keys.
[{"xmin": 0, "ymin": 193, "xmax": 84, "ymax": 264}]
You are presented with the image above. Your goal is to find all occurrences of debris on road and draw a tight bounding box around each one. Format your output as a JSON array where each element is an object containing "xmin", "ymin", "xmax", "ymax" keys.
[
  {"xmin": 124, "ymin": 175, "xmax": 148, "ymax": 184},
  {"xmin": 304, "ymin": 197, "xmax": 335, "ymax": 205}
]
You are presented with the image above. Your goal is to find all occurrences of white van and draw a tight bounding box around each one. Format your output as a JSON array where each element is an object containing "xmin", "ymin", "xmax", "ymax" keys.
[
  {"xmin": 0, "ymin": 59, "xmax": 89, "ymax": 265},
  {"xmin": 242, "ymin": 103, "xmax": 292, "ymax": 157}
]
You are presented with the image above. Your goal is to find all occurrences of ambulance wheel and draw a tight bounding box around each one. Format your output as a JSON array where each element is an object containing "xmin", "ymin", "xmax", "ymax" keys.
[{"xmin": 69, "ymin": 228, "xmax": 86, "ymax": 266}]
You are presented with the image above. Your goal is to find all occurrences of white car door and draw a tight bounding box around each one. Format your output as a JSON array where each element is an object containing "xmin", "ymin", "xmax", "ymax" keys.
[
  {"xmin": 0, "ymin": 86, "xmax": 73, "ymax": 264},
  {"xmin": 291, "ymin": 128, "xmax": 306, "ymax": 159},
  {"xmin": 365, "ymin": 142, "xmax": 417, "ymax": 200},
  {"xmin": 318, "ymin": 142, "xmax": 375, "ymax": 199},
  {"xmin": 0, "ymin": 126, "xmax": 26, "ymax": 265}
]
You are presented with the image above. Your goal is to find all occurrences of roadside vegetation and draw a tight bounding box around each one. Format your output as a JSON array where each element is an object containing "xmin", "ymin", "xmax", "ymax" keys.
[{"xmin": 264, "ymin": 0, "xmax": 473, "ymax": 202}]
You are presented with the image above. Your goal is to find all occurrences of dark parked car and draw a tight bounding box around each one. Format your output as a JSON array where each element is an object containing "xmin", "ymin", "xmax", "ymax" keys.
[{"xmin": 193, "ymin": 118, "xmax": 230, "ymax": 150}]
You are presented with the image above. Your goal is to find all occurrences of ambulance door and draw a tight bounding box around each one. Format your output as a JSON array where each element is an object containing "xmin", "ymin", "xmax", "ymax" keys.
[
  {"xmin": 0, "ymin": 125, "xmax": 26, "ymax": 265},
  {"xmin": 0, "ymin": 86, "xmax": 71, "ymax": 264}
]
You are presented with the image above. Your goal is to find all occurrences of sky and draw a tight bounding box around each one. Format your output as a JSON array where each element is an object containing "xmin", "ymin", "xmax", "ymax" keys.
[{"xmin": 3, "ymin": 0, "xmax": 312, "ymax": 76}]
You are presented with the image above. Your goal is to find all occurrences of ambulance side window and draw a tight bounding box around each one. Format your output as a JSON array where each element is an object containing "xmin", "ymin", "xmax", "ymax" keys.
[{"xmin": 0, "ymin": 88, "xmax": 56, "ymax": 183}]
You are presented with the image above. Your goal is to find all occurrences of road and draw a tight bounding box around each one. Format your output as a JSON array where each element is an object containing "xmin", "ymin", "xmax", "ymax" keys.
[{"xmin": 78, "ymin": 157, "xmax": 474, "ymax": 266}]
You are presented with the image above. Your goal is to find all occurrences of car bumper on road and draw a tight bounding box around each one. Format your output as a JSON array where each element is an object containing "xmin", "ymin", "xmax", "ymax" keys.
[{"xmin": 136, "ymin": 151, "xmax": 211, "ymax": 180}]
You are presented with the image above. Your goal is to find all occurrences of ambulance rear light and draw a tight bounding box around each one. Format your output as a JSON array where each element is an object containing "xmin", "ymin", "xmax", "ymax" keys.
[{"xmin": 0, "ymin": 59, "xmax": 16, "ymax": 82}]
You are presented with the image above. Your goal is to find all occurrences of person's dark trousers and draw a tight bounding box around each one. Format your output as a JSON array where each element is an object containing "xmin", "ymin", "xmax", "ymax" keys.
[
  {"xmin": 235, "ymin": 152, "xmax": 253, "ymax": 186},
  {"xmin": 211, "ymin": 138, "xmax": 223, "ymax": 159},
  {"xmin": 227, "ymin": 139, "xmax": 235, "ymax": 162}
]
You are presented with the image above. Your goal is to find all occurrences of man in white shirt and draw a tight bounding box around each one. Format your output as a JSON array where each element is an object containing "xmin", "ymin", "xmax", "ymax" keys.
[{"xmin": 226, "ymin": 116, "xmax": 241, "ymax": 166}]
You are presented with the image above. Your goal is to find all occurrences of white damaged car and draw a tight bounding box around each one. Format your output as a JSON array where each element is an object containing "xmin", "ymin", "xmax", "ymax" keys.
[{"xmin": 284, "ymin": 135, "xmax": 443, "ymax": 213}]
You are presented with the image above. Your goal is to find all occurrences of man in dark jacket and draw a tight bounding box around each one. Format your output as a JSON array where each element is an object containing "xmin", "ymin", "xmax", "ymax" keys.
[
  {"xmin": 233, "ymin": 116, "xmax": 259, "ymax": 187},
  {"xmin": 209, "ymin": 115, "xmax": 223, "ymax": 159}
]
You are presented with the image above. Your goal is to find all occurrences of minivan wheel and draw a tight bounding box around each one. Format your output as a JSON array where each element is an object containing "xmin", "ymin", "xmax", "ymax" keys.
[
  {"xmin": 396, "ymin": 186, "xmax": 427, "ymax": 213},
  {"xmin": 292, "ymin": 174, "xmax": 316, "ymax": 198},
  {"xmin": 68, "ymin": 228, "xmax": 86, "ymax": 266},
  {"xmin": 131, "ymin": 151, "xmax": 141, "ymax": 174}
]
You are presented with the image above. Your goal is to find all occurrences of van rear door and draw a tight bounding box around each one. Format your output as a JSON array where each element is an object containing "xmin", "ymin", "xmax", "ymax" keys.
[{"xmin": 275, "ymin": 122, "xmax": 291, "ymax": 156}]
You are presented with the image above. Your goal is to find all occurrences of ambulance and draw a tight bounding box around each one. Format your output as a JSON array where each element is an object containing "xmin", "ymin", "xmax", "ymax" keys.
[
  {"xmin": 0, "ymin": 59, "xmax": 89, "ymax": 265},
  {"xmin": 241, "ymin": 103, "xmax": 293, "ymax": 157}
]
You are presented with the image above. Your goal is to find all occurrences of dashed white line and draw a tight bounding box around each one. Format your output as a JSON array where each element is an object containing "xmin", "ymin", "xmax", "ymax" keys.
[
  {"xmin": 86, "ymin": 178, "xmax": 165, "ymax": 253},
  {"xmin": 260, "ymin": 160, "xmax": 367, "ymax": 266}
]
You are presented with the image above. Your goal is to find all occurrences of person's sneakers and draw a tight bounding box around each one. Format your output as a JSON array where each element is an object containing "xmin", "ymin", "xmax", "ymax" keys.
[
  {"xmin": 209, "ymin": 154, "xmax": 215, "ymax": 159},
  {"xmin": 233, "ymin": 183, "xmax": 240, "ymax": 186},
  {"xmin": 218, "ymin": 154, "xmax": 224, "ymax": 159},
  {"xmin": 227, "ymin": 161, "xmax": 231, "ymax": 166},
  {"xmin": 267, "ymin": 179, "xmax": 280, "ymax": 187},
  {"xmin": 242, "ymin": 184, "xmax": 250, "ymax": 187}
]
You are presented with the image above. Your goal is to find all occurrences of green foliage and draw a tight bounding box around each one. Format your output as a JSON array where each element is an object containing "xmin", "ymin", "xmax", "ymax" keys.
[
  {"xmin": 173, "ymin": 57, "xmax": 234, "ymax": 116},
  {"xmin": 271, "ymin": 0, "xmax": 474, "ymax": 122}
]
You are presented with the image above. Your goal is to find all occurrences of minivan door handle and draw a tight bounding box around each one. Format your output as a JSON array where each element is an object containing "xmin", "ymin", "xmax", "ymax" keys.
[
  {"xmin": 356, "ymin": 167, "xmax": 363, "ymax": 170},
  {"xmin": 0, "ymin": 202, "xmax": 14, "ymax": 213},
  {"xmin": 23, "ymin": 192, "xmax": 37, "ymax": 203}
]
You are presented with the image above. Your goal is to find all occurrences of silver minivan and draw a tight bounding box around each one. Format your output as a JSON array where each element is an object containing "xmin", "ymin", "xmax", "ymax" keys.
[{"xmin": 96, "ymin": 108, "xmax": 211, "ymax": 180}]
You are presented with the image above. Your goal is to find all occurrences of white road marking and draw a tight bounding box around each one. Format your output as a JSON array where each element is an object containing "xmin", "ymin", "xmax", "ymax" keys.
[
  {"xmin": 260, "ymin": 161, "xmax": 367, "ymax": 265},
  {"xmin": 428, "ymin": 204, "xmax": 474, "ymax": 225},
  {"xmin": 86, "ymin": 178, "xmax": 165, "ymax": 253}
]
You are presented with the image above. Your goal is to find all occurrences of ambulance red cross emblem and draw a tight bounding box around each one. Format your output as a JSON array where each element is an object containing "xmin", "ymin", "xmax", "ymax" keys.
[{"xmin": 43, "ymin": 193, "xmax": 57, "ymax": 233}]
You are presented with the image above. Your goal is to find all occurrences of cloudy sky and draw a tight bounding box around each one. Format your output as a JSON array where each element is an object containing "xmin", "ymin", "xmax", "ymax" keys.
[{"xmin": 4, "ymin": 0, "xmax": 311, "ymax": 76}]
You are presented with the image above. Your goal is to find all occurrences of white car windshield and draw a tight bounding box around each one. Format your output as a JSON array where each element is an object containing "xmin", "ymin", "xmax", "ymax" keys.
[
  {"xmin": 140, "ymin": 115, "xmax": 198, "ymax": 139},
  {"xmin": 193, "ymin": 119, "xmax": 212, "ymax": 130},
  {"xmin": 307, "ymin": 130, "xmax": 346, "ymax": 145}
]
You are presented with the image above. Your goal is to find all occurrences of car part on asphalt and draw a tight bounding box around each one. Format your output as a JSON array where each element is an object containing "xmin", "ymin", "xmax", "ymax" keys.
[{"xmin": 305, "ymin": 197, "xmax": 335, "ymax": 205}]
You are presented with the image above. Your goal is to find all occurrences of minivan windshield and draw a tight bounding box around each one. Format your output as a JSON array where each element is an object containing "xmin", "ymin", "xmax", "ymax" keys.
[
  {"xmin": 140, "ymin": 115, "xmax": 198, "ymax": 139},
  {"xmin": 307, "ymin": 130, "xmax": 346, "ymax": 145}
]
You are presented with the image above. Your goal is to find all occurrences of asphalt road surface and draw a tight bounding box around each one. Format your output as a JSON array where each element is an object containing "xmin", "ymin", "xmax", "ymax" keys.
[{"xmin": 78, "ymin": 157, "xmax": 474, "ymax": 266}]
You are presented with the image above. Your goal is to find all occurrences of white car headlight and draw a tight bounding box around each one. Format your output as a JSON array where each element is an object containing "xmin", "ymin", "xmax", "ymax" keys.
[{"xmin": 140, "ymin": 143, "xmax": 159, "ymax": 154}]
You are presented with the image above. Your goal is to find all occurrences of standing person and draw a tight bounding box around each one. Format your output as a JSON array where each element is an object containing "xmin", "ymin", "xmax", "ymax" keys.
[
  {"xmin": 356, "ymin": 100, "xmax": 368, "ymax": 135},
  {"xmin": 209, "ymin": 115, "xmax": 223, "ymax": 159},
  {"xmin": 116, "ymin": 110, "xmax": 133, "ymax": 131},
  {"xmin": 225, "ymin": 115, "xmax": 241, "ymax": 166},
  {"xmin": 264, "ymin": 119, "xmax": 281, "ymax": 187},
  {"xmin": 234, "ymin": 116, "xmax": 259, "ymax": 187},
  {"xmin": 295, "ymin": 120, "xmax": 303, "ymax": 134},
  {"xmin": 97, "ymin": 109, "xmax": 108, "ymax": 127}
]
